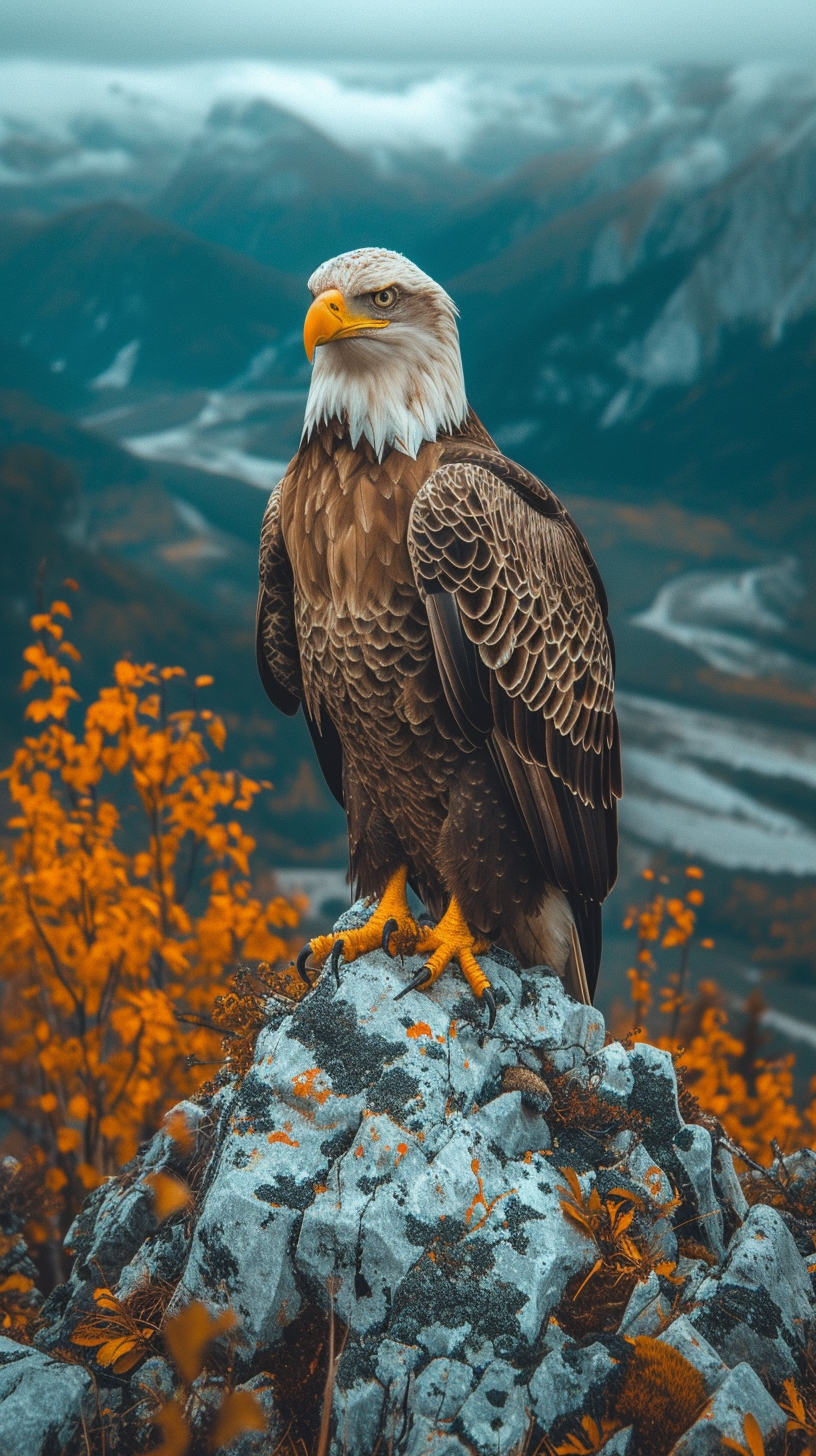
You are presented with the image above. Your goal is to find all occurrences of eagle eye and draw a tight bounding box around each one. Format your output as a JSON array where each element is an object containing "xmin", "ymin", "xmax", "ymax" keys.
[{"xmin": 372, "ymin": 286, "xmax": 398, "ymax": 310}]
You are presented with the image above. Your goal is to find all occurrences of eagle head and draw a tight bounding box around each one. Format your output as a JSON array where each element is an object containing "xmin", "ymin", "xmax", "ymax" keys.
[{"xmin": 302, "ymin": 247, "xmax": 468, "ymax": 461}]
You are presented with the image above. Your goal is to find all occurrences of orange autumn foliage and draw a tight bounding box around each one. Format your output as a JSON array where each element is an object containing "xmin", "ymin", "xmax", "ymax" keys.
[
  {"xmin": 0, "ymin": 595, "xmax": 299, "ymax": 1238},
  {"xmin": 620, "ymin": 867, "xmax": 816, "ymax": 1165}
]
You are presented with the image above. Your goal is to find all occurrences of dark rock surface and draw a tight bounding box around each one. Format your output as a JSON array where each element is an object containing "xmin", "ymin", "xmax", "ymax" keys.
[{"xmin": 1, "ymin": 901, "xmax": 814, "ymax": 1454}]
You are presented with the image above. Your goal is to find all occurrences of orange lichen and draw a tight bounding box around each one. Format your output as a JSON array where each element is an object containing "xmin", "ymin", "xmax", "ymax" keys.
[
  {"xmin": 291, "ymin": 1069, "xmax": 331, "ymax": 1105},
  {"xmin": 464, "ymin": 1157, "xmax": 512, "ymax": 1235},
  {"xmin": 406, "ymin": 1022, "xmax": 433, "ymax": 1039},
  {"xmin": 268, "ymin": 1131, "xmax": 299, "ymax": 1147}
]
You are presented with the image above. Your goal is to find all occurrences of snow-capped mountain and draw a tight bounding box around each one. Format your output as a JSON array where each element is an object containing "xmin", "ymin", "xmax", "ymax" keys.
[{"xmin": 2, "ymin": 58, "xmax": 816, "ymax": 918}]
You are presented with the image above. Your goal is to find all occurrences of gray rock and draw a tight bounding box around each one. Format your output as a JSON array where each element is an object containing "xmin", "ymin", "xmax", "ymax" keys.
[
  {"xmin": 674, "ymin": 1255, "xmax": 711, "ymax": 1305},
  {"xmin": 712, "ymin": 1144, "xmax": 749, "ymax": 1225},
  {"xmin": 456, "ymin": 1359, "xmax": 530, "ymax": 1456},
  {"xmin": 624, "ymin": 1048, "xmax": 725, "ymax": 1258},
  {"xmin": 690, "ymin": 1202, "xmax": 815, "ymax": 1380},
  {"xmin": 117, "ymin": 1220, "xmax": 188, "ymax": 1299},
  {"xmin": 619, "ymin": 1270, "xmax": 672, "ymax": 1335},
  {"xmin": 0, "ymin": 1336, "xmax": 91, "ymax": 1455},
  {"xmin": 406, "ymin": 1437, "xmax": 472, "ymax": 1456},
  {"xmin": 228, "ymin": 1374, "xmax": 286, "ymax": 1454},
  {"xmin": 402, "ymin": 1358, "xmax": 475, "ymax": 1455},
  {"xmin": 598, "ymin": 1430, "xmax": 633, "ymax": 1455},
  {"xmin": 331, "ymin": 1376, "xmax": 385, "ymax": 1456},
  {"xmin": 626, "ymin": 1043, "xmax": 683, "ymax": 1137},
  {"xmin": 131, "ymin": 1353, "xmax": 176, "ymax": 1426},
  {"xmin": 671, "ymin": 1125, "xmax": 725, "ymax": 1259},
  {"xmin": 414, "ymin": 1357, "xmax": 474, "ymax": 1423},
  {"xmin": 470, "ymin": 1090, "xmax": 551, "ymax": 1156},
  {"xmin": 529, "ymin": 1341, "xmax": 617, "ymax": 1436},
  {"xmin": 620, "ymin": 1140, "xmax": 675, "ymax": 1207},
  {"xmin": 657, "ymin": 1315, "xmax": 729, "ymax": 1394},
  {"xmin": 297, "ymin": 1110, "xmax": 430, "ymax": 1336},
  {"xmin": 588, "ymin": 1041, "xmax": 634, "ymax": 1103},
  {"xmin": 667, "ymin": 1362, "xmax": 786, "ymax": 1454},
  {"xmin": 5, "ymin": 909, "xmax": 813, "ymax": 1456}
]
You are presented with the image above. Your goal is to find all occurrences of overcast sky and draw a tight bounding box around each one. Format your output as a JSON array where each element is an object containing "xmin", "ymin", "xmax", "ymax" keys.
[{"xmin": 2, "ymin": 0, "xmax": 815, "ymax": 66}]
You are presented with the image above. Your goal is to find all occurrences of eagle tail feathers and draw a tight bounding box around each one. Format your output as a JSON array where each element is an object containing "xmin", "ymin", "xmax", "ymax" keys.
[{"xmin": 503, "ymin": 885, "xmax": 586, "ymax": 1006}]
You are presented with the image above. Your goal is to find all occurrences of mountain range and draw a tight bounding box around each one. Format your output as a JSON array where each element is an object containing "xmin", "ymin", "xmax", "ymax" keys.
[{"xmin": 1, "ymin": 60, "xmax": 815, "ymax": 1045}]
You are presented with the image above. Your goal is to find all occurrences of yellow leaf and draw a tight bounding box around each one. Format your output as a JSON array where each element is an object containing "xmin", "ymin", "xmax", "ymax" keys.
[
  {"xmin": 560, "ymin": 1203, "xmax": 596, "ymax": 1239},
  {"xmin": 209, "ymin": 1390, "xmax": 266, "ymax": 1448},
  {"xmin": 96, "ymin": 1334, "xmax": 145, "ymax": 1374},
  {"xmin": 560, "ymin": 1168, "xmax": 583, "ymax": 1202},
  {"xmin": 56, "ymin": 1126, "xmax": 82, "ymax": 1154},
  {"xmin": 194, "ymin": 675, "xmax": 214, "ymax": 688},
  {"xmin": 164, "ymin": 1109, "xmax": 196, "ymax": 1156},
  {"xmin": 149, "ymin": 1400, "xmax": 190, "ymax": 1456},
  {"xmin": 743, "ymin": 1413, "xmax": 766, "ymax": 1456},
  {"xmin": 206, "ymin": 717, "xmax": 226, "ymax": 751},
  {"xmin": 144, "ymin": 1172, "xmax": 193, "ymax": 1221},
  {"xmin": 0, "ymin": 1274, "xmax": 34, "ymax": 1295},
  {"xmin": 781, "ymin": 1379, "xmax": 806, "ymax": 1423},
  {"xmin": 93, "ymin": 1287, "xmax": 123, "ymax": 1311},
  {"xmin": 163, "ymin": 1301, "xmax": 236, "ymax": 1385}
]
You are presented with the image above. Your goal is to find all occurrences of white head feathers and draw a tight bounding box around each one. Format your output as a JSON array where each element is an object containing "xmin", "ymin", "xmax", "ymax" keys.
[{"xmin": 302, "ymin": 247, "xmax": 469, "ymax": 460}]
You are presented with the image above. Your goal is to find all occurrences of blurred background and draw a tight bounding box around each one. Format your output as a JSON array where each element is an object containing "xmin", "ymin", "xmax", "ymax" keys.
[{"xmin": 1, "ymin": 3, "xmax": 815, "ymax": 1076}]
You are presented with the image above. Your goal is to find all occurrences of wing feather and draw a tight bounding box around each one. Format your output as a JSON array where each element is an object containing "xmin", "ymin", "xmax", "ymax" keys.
[
  {"xmin": 256, "ymin": 480, "xmax": 302, "ymax": 716},
  {"xmin": 257, "ymin": 478, "xmax": 345, "ymax": 808},
  {"xmin": 409, "ymin": 452, "xmax": 621, "ymax": 904}
]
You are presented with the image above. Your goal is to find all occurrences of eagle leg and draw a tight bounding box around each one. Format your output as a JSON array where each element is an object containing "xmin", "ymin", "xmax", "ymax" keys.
[
  {"xmin": 300, "ymin": 866, "xmax": 420, "ymax": 981},
  {"xmin": 407, "ymin": 897, "xmax": 495, "ymax": 1027}
]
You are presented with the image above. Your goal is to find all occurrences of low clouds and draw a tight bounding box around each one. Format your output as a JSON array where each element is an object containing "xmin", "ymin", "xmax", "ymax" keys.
[{"xmin": 2, "ymin": 0, "xmax": 815, "ymax": 65}]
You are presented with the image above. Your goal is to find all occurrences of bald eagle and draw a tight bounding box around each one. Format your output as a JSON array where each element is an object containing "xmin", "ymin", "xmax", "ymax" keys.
[{"xmin": 257, "ymin": 248, "xmax": 620, "ymax": 1024}]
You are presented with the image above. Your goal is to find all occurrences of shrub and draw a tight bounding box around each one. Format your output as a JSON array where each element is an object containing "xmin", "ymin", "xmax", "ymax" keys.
[{"xmin": 0, "ymin": 591, "xmax": 298, "ymax": 1272}]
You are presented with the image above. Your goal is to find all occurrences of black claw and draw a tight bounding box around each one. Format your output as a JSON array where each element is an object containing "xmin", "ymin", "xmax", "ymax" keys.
[
  {"xmin": 482, "ymin": 987, "xmax": 497, "ymax": 1031},
  {"xmin": 330, "ymin": 938, "xmax": 345, "ymax": 986},
  {"xmin": 295, "ymin": 944, "xmax": 312, "ymax": 988},
  {"xmin": 394, "ymin": 965, "xmax": 432, "ymax": 1001},
  {"xmin": 381, "ymin": 918, "xmax": 398, "ymax": 955}
]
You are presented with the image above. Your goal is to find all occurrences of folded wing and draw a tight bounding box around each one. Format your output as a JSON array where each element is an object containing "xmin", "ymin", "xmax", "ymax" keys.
[
  {"xmin": 408, "ymin": 451, "xmax": 621, "ymax": 908},
  {"xmin": 257, "ymin": 480, "xmax": 345, "ymax": 807}
]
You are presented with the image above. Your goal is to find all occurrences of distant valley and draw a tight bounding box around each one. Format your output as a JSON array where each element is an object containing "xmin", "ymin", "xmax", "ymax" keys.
[{"xmin": 1, "ymin": 59, "xmax": 815, "ymax": 1064}]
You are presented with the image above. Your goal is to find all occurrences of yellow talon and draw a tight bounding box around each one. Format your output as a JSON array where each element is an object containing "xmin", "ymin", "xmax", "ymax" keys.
[
  {"xmin": 413, "ymin": 896, "xmax": 495, "ymax": 1019},
  {"xmin": 298, "ymin": 873, "xmax": 497, "ymax": 1027},
  {"xmin": 300, "ymin": 866, "xmax": 420, "ymax": 980}
]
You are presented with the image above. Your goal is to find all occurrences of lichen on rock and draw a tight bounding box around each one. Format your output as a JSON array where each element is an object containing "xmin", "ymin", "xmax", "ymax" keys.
[{"xmin": 1, "ymin": 904, "xmax": 814, "ymax": 1454}]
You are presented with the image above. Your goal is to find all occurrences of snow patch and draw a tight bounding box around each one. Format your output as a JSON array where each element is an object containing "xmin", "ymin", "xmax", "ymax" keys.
[{"xmin": 91, "ymin": 339, "xmax": 140, "ymax": 390}]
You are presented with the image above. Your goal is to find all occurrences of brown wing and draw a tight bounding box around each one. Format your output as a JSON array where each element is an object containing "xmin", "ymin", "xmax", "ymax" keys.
[
  {"xmin": 257, "ymin": 478, "xmax": 345, "ymax": 807},
  {"xmin": 408, "ymin": 452, "xmax": 621, "ymax": 904},
  {"xmin": 257, "ymin": 479, "xmax": 302, "ymax": 715}
]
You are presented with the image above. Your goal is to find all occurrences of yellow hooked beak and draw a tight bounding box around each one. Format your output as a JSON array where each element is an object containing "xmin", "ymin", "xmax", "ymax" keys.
[{"xmin": 303, "ymin": 289, "xmax": 390, "ymax": 362}]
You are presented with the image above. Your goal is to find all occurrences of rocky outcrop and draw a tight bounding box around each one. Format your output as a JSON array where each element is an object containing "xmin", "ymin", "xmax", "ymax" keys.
[{"xmin": 1, "ymin": 901, "xmax": 814, "ymax": 1455}]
